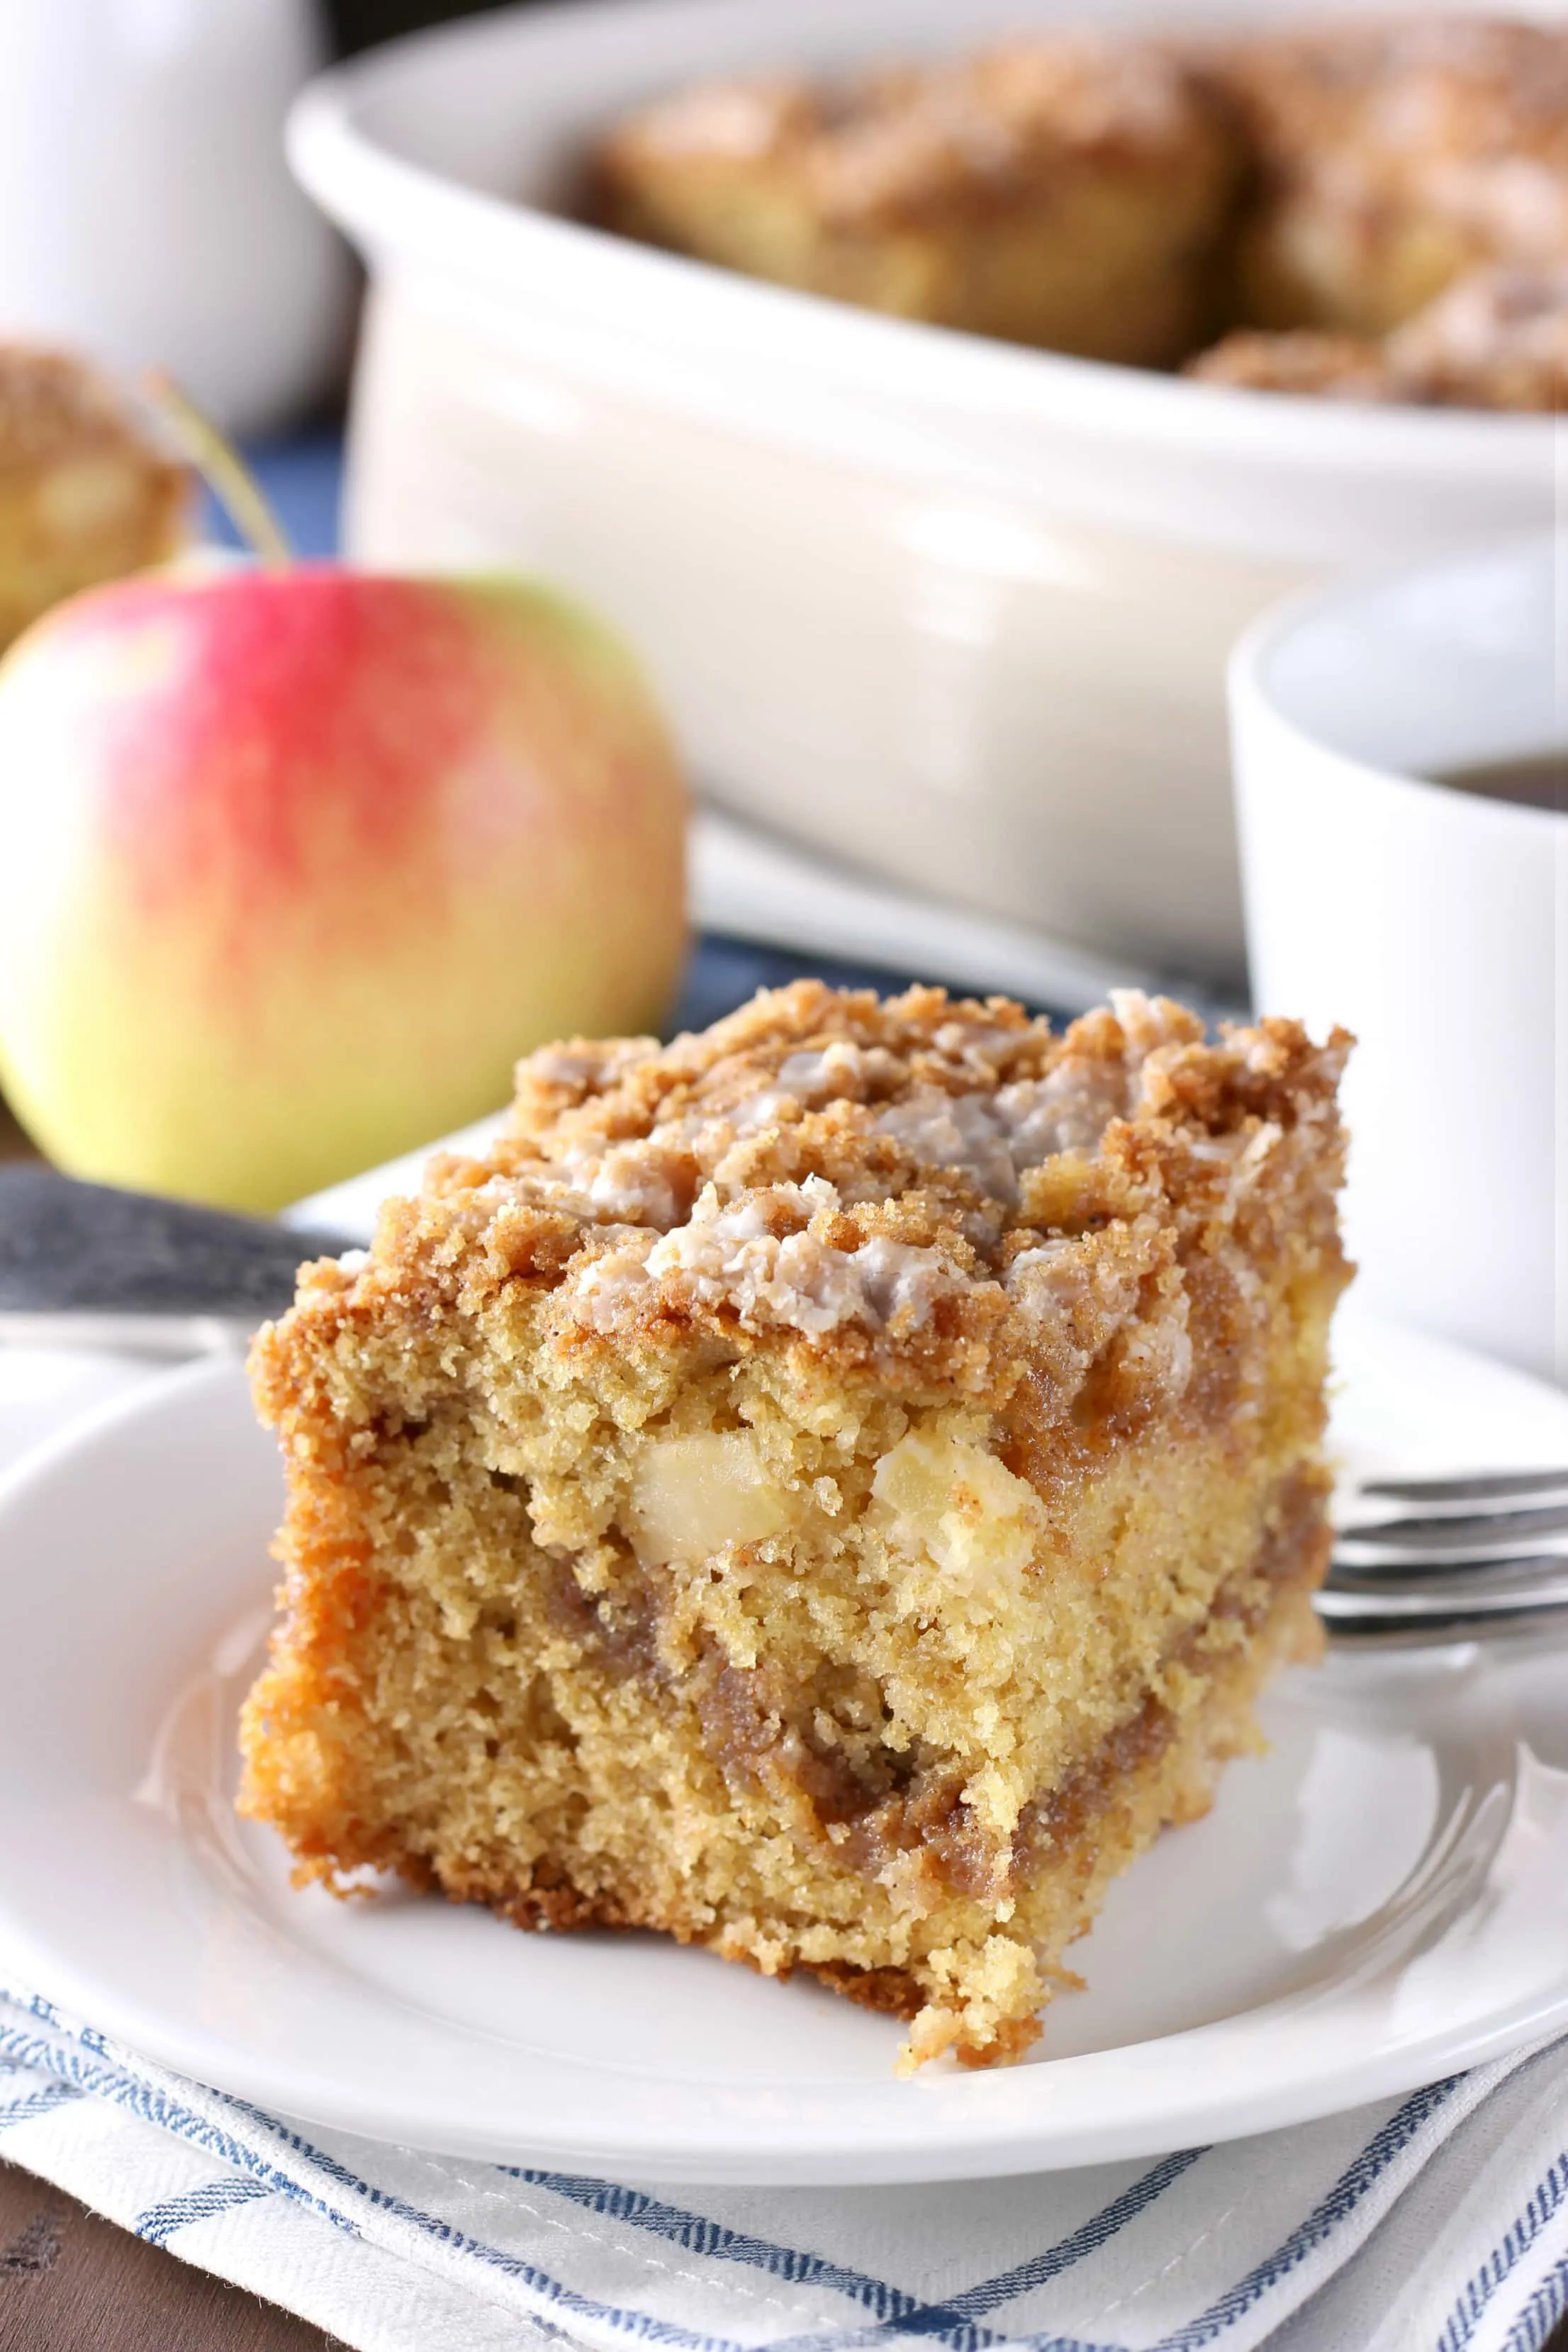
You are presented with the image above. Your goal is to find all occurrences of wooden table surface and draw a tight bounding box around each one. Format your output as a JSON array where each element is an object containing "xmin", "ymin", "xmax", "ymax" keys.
[
  {"xmin": 0, "ymin": 1100, "xmax": 34, "ymax": 1164},
  {"xmin": 0, "ymin": 2161, "xmax": 348, "ymax": 2351}
]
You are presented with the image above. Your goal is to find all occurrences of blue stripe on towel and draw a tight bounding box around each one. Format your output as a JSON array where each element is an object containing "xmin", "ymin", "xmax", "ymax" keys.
[
  {"xmin": 0, "ymin": 2079, "xmax": 82, "ymax": 2128},
  {"xmin": 210, "ymin": 2098, "xmax": 788, "ymax": 2352},
  {"xmin": 0, "ymin": 2017, "xmax": 359, "ymax": 2243},
  {"xmin": 510, "ymin": 2172, "xmax": 957, "ymax": 2336},
  {"xmin": 926, "ymin": 2150, "xmax": 1209, "ymax": 2322},
  {"xmin": 1134, "ymin": 2078, "xmax": 1462, "ymax": 2352},
  {"xmin": 517, "ymin": 2149, "xmax": 1203, "ymax": 2352},
  {"xmin": 1501, "ymin": 2246, "xmax": 1568, "ymax": 2352},
  {"xmin": 232, "ymin": 2093, "xmax": 1185, "ymax": 2352},
  {"xmin": 1438, "ymin": 2149, "xmax": 1568, "ymax": 2352},
  {"xmin": 769, "ymin": 2151, "xmax": 1209, "ymax": 2352},
  {"xmin": 510, "ymin": 2170, "xmax": 916, "ymax": 2302},
  {"xmin": 137, "ymin": 2175, "xmax": 276, "ymax": 2246},
  {"xmin": 931, "ymin": 2080, "xmax": 1470, "ymax": 2352}
]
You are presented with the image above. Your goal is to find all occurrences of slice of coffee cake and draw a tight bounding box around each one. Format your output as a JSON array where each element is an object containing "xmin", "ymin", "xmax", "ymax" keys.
[{"xmin": 240, "ymin": 985, "xmax": 1350, "ymax": 2068}]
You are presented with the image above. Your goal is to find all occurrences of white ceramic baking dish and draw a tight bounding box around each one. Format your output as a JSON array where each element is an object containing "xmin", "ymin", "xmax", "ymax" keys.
[{"xmin": 290, "ymin": 0, "xmax": 1561, "ymax": 983}]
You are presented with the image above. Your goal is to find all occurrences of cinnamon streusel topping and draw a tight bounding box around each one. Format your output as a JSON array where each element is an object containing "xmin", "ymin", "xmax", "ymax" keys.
[{"xmin": 316, "ymin": 982, "xmax": 1348, "ymax": 1420}]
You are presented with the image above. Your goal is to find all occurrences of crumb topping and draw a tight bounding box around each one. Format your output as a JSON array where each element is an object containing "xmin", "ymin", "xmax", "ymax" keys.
[
  {"xmin": 1217, "ymin": 19, "xmax": 1568, "ymax": 198},
  {"xmin": 307, "ymin": 983, "xmax": 1349, "ymax": 1418},
  {"xmin": 600, "ymin": 35, "xmax": 1230, "ymax": 230},
  {"xmin": 577, "ymin": 1178, "xmax": 970, "ymax": 1340}
]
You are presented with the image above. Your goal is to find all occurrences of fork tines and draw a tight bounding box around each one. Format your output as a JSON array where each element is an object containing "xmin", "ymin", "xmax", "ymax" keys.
[
  {"xmin": 1356, "ymin": 1468, "xmax": 1568, "ymax": 1506},
  {"xmin": 1335, "ymin": 1499, "xmax": 1568, "ymax": 1564},
  {"xmin": 1321, "ymin": 1465, "xmax": 1568, "ymax": 1645}
]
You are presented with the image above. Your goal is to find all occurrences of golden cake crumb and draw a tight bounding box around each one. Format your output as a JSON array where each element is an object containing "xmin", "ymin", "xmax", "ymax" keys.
[{"xmin": 240, "ymin": 982, "xmax": 1352, "ymax": 2068}]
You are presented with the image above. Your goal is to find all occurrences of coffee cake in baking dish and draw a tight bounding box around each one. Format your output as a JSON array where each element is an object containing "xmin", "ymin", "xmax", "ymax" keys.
[
  {"xmin": 588, "ymin": 37, "xmax": 1240, "ymax": 367},
  {"xmin": 589, "ymin": 17, "xmax": 1568, "ymax": 410},
  {"xmin": 240, "ymin": 984, "xmax": 1350, "ymax": 2069}
]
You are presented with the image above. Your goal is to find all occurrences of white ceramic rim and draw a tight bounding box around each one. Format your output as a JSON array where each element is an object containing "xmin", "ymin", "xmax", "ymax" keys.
[
  {"xmin": 1226, "ymin": 526, "xmax": 1568, "ymax": 838},
  {"xmin": 287, "ymin": 0, "xmax": 1555, "ymax": 488}
]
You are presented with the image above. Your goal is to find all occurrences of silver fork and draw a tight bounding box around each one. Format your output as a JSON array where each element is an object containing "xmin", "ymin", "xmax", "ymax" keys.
[{"xmin": 1317, "ymin": 1467, "xmax": 1568, "ymax": 1647}]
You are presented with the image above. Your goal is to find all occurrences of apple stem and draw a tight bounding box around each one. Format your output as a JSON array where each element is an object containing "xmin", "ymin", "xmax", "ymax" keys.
[{"xmin": 144, "ymin": 372, "xmax": 293, "ymax": 569}]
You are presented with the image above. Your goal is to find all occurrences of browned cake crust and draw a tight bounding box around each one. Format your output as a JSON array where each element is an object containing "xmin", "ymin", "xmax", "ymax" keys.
[
  {"xmin": 0, "ymin": 346, "xmax": 188, "ymax": 651},
  {"xmin": 241, "ymin": 984, "xmax": 1350, "ymax": 2068}
]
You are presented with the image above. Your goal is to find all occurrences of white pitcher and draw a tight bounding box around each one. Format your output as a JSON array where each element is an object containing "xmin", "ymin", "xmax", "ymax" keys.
[{"xmin": 0, "ymin": 0, "xmax": 350, "ymax": 435}]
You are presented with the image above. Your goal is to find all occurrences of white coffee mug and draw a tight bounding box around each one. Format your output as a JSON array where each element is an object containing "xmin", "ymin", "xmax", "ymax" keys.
[
  {"xmin": 0, "ymin": 0, "xmax": 349, "ymax": 435},
  {"xmin": 1229, "ymin": 533, "xmax": 1566, "ymax": 1387}
]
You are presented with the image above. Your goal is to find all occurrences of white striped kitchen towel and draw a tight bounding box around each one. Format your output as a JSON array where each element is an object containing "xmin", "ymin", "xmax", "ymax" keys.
[{"xmin": 1, "ymin": 1978, "xmax": 1565, "ymax": 2352}]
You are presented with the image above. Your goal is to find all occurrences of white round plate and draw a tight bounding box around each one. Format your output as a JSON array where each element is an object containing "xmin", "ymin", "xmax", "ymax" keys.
[{"xmin": 0, "ymin": 1299, "xmax": 1565, "ymax": 2185}]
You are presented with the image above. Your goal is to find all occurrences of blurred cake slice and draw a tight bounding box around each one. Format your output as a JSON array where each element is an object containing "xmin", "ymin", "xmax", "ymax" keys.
[
  {"xmin": 1187, "ymin": 263, "xmax": 1568, "ymax": 410},
  {"xmin": 588, "ymin": 39, "xmax": 1241, "ymax": 365},
  {"xmin": 241, "ymin": 984, "xmax": 1350, "ymax": 2069},
  {"xmin": 0, "ymin": 345, "xmax": 187, "ymax": 654},
  {"xmin": 1214, "ymin": 18, "xmax": 1568, "ymax": 340},
  {"xmin": 1384, "ymin": 263, "xmax": 1568, "ymax": 411}
]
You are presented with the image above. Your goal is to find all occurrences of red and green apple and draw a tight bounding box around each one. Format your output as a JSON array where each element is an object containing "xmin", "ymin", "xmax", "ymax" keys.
[{"xmin": 0, "ymin": 564, "xmax": 687, "ymax": 1210}]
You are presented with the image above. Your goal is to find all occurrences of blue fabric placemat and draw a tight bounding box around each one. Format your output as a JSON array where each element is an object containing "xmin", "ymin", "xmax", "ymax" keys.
[{"xmin": 209, "ymin": 427, "xmax": 346, "ymax": 563}]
